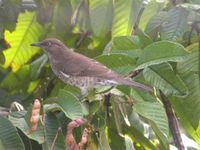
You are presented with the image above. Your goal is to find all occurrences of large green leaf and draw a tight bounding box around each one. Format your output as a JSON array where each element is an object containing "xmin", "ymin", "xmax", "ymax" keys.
[
  {"xmin": 89, "ymin": 0, "xmax": 113, "ymax": 37},
  {"xmin": 161, "ymin": 7, "xmax": 189, "ymax": 41},
  {"xmin": 112, "ymin": 0, "xmax": 143, "ymax": 37},
  {"xmin": 135, "ymin": 41, "xmax": 189, "ymax": 70},
  {"xmin": 143, "ymin": 63, "xmax": 188, "ymax": 96},
  {"xmin": 95, "ymin": 53, "xmax": 136, "ymax": 75},
  {"xmin": 56, "ymin": 89, "xmax": 83, "ymax": 120},
  {"xmin": 0, "ymin": 117, "xmax": 25, "ymax": 150},
  {"xmin": 3, "ymin": 11, "xmax": 45, "ymax": 72},
  {"xmin": 133, "ymin": 101, "xmax": 169, "ymax": 137}
]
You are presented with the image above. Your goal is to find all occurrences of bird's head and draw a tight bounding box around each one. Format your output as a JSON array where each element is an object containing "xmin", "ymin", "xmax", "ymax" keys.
[{"xmin": 31, "ymin": 38, "xmax": 66, "ymax": 53}]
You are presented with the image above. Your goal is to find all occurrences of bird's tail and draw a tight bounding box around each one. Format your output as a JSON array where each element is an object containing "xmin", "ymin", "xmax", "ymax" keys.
[{"xmin": 118, "ymin": 78, "xmax": 153, "ymax": 92}]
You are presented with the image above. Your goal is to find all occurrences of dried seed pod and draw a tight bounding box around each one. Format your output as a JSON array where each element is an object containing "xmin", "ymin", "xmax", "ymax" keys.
[{"xmin": 30, "ymin": 99, "xmax": 41, "ymax": 133}]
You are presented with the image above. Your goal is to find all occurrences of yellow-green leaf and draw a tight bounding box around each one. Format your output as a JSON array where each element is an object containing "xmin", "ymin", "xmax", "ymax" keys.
[{"xmin": 3, "ymin": 11, "xmax": 45, "ymax": 72}]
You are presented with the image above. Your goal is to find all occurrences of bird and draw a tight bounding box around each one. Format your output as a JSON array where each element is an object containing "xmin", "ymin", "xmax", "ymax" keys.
[{"xmin": 31, "ymin": 38, "xmax": 153, "ymax": 96}]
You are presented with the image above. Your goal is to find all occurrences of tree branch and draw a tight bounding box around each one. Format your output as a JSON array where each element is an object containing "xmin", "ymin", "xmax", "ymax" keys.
[{"xmin": 159, "ymin": 90, "xmax": 184, "ymax": 150}]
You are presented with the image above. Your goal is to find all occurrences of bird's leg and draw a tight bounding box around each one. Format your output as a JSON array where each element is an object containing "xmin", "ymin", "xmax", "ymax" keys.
[{"xmin": 79, "ymin": 87, "xmax": 89, "ymax": 102}]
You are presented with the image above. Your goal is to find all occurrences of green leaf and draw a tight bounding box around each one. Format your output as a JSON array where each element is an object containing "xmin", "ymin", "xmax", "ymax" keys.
[
  {"xmin": 30, "ymin": 54, "xmax": 48, "ymax": 80},
  {"xmin": 112, "ymin": 0, "xmax": 143, "ymax": 37},
  {"xmin": 89, "ymin": 0, "xmax": 113, "ymax": 37},
  {"xmin": 112, "ymin": 36, "xmax": 140, "ymax": 50},
  {"xmin": 136, "ymin": 41, "xmax": 189, "ymax": 70},
  {"xmin": 95, "ymin": 54, "xmax": 136, "ymax": 75},
  {"xmin": 56, "ymin": 89, "xmax": 83, "ymax": 120},
  {"xmin": 0, "ymin": 116, "xmax": 25, "ymax": 150},
  {"xmin": 143, "ymin": 63, "xmax": 188, "ymax": 96},
  {"xmin": 3, "ymin": 11, "xmax": 45, "ymax": 72},
  {"xmin": 133, "ymin": 101, "xmax": 169, "ymax": 137},
  {"xmin": 42, "ymin": 113, "xmax": 66, "ymax": 150},
  {"xmin": 161, "ymin": 7, "xmax": 189, "ymax": 41}
]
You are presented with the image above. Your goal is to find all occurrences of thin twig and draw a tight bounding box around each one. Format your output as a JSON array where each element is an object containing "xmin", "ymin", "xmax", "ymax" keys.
[
  {"xmin": 159, "ymin": 90, "xmax": 184, "ymax": 150},
  {"xmin": 50, "ymin": 127, "xmax": 62, "ymax": 150}
]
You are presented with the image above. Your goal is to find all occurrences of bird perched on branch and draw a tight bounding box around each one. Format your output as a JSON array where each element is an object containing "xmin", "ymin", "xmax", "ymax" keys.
[{"xmin": 31, "ymin": 38, "xmax": 152, "ymax": 96}]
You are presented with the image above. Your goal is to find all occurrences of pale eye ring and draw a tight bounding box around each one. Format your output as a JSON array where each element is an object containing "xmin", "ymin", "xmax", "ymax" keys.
[
  {"xmin": 41, "ymin": 41, "xmax": 51, "ymax": 47},
  {"xmin": 45, "ymin": 42, "xmax": 51, "ymax": 46}
]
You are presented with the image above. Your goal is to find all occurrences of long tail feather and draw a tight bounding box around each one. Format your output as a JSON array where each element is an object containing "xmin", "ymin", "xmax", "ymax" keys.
[{"xmin": 118, "ymin": 78, "xmax": 153, "ymax": 92}]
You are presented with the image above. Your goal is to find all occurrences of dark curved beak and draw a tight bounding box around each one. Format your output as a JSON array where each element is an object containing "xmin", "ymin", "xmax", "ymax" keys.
[{"xmin": 31, "ymin": 42, "xmax": 42, "ymax": 47}]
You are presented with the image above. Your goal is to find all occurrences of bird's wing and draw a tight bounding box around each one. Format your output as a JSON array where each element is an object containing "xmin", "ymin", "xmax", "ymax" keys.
[{"xmin": 61, "ymin": 52, "xmax": 121, "ymax": 79}]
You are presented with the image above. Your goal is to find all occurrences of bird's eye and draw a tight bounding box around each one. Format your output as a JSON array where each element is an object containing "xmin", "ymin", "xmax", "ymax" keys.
[{"xmin": 42, "ymin": 42, "xmax": 51, "ymax": 47}]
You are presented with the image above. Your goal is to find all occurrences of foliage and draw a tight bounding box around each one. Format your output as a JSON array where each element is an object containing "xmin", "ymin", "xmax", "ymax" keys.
[{"xmin": 0, "ymin": 0, "xmax": 200, "ymax": 149}]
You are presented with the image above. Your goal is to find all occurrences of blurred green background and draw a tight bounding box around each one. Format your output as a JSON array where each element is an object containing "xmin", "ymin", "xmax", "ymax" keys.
[{"xmin": 0, "ymin": 0, "xmax": 200, "ymax": 149}]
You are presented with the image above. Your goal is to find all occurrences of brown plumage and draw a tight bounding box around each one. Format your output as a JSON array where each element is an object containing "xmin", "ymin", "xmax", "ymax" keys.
[{"xmin": 31, "ymin": 38, "xmax": 153, "ymax": 95}]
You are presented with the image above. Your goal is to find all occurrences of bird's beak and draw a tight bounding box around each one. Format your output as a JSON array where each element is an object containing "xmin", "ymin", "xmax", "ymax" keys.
[{"xmin": 30, "ymin": 42, "xmax": 42, "ymax": 47}]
